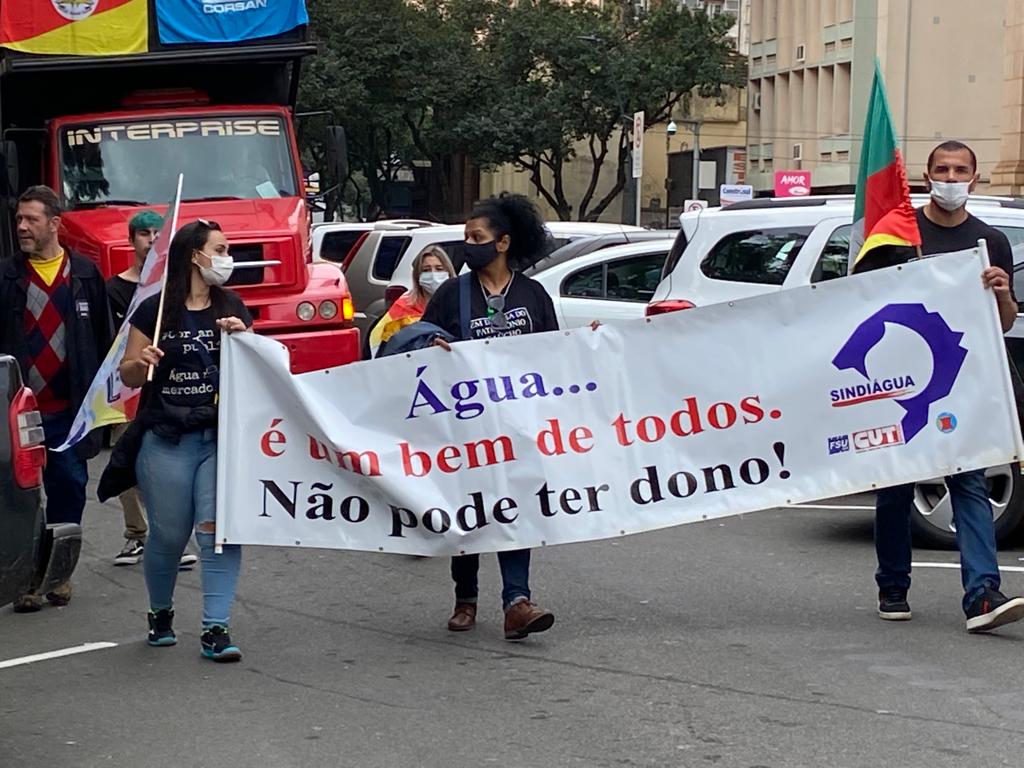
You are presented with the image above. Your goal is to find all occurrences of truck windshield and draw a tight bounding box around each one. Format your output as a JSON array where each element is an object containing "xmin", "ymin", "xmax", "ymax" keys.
[{"xmin": 60, "ymin": 116, "xmax": 299, "ymax": 208}]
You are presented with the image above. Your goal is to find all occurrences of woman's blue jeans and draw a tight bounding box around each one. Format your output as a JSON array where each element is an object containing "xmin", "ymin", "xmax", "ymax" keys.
[{"xmin": 136, "ymin": 429, "xmax": 241, "ymax": 627}]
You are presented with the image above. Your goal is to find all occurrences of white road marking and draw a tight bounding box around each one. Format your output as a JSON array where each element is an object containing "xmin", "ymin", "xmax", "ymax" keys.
[
  {"xmin": 783, "ymin": 504, "xmax": 876, "ymax": 511},
  {"xmin": 913, "ymin": 561, "xmax": 1024, "ymax": 574},
  {"xmin": 0, "ymin": 642, "xmax": 117, "ymax": 670}
]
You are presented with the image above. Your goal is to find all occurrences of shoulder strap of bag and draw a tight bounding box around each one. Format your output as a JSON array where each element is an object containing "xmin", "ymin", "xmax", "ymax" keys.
[{"xmin": 458, "ymin": 272, "xmax": 472, "ymax": 342}]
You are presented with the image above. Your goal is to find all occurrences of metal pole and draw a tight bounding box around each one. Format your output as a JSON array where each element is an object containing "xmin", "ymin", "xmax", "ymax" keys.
[
  {"xmin": 635, "ymin": 174, "xmax": 642, "ymax": 227},
  {"xmin": 691, "ymin": 121, "xmax": 701, "ymax": 203},
  {"xmin": 664, "ymin": 130, "xmax": 671, "ymax": 229}
]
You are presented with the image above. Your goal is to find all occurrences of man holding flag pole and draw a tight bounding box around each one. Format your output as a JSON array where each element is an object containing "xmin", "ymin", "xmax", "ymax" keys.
[{"xmin": 852, "ymin": 64, "xmax": 1024, "ymax": 633}]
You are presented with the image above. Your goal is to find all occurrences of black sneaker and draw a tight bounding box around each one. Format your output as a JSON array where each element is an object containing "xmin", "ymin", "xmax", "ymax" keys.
[
  {"xmin": 965, "ymin": 588, "xmax": 1024, "ymax": 633},
  {"xmin": 200, "ymin": 625, "xmax": 242, "ymax": 663},
  {"xmin": 147, "ymin": 608, "xmax": 177, "ymax": 647},
  {"xmin": 878, "ymin": 587, "xmax": 912, "ymax": 621},
  {"xmin": 114, "ymin": 539, "xmax": 145, "ymax": 566}
]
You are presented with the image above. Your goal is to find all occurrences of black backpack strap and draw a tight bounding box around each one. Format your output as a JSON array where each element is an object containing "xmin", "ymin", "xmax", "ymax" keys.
[{"xmin": 458, "ymin": 272, "xmax": 472, "ymax": 341}]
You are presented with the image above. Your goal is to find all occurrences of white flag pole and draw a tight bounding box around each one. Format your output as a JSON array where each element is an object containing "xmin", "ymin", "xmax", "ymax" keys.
[{"xmin": 146, "ymin": 173, "xmax": 184, "ymax": 383}]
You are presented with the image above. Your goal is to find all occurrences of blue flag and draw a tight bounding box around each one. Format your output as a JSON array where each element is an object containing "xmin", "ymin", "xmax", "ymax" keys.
[{"xmin": 156, "ymin": 0, "xmax": 308, "ymax": 45}]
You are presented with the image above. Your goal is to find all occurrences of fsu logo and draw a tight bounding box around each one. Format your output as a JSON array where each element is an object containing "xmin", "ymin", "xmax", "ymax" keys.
[{"xmin": 52, "ymin": 0, "xmax": 99, "ymax": 21}]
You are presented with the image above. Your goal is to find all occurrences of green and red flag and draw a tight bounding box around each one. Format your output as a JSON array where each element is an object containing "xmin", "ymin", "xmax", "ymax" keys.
[{"xmin": 851, "ymin": 60, "xmax": 921, "ymax": 270}]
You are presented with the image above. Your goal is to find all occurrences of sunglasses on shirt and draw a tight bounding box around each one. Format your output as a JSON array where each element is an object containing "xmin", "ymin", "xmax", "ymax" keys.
[{"xmin": 486, "ymin": 294, "xmax": 509, "ymax": 330}]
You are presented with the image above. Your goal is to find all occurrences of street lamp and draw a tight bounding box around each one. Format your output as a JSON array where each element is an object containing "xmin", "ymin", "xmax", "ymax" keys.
[{"xmin": 664, "ymin": 120, "xmax": 677, "ymax": 228}]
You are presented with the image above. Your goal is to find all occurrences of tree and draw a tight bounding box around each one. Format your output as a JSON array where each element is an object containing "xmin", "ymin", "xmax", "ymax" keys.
[
  {"xmin": 483, "ymin": 0, "xmax": 746, "ymax": 221},
  {"xmin": 300, "ymin": 0, "xmax": 744, "ymax": 221},
  {"xmin": 298, "ymin": 0, "xmax": 422, "ymax": 219}
]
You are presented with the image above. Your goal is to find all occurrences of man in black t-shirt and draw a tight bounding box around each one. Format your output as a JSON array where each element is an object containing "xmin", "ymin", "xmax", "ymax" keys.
[{"xmin": 854, "ymin": 141, "xmax": 1024, "ymax": 633}]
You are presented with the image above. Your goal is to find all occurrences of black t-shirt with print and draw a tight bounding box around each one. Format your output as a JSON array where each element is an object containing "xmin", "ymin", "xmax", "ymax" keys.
[
  {"xmin": 421, "ymin": 271, "xmax": 559, "ymax": 340},
  {"xmin": 856, "ymin": 209, "xmax": 1017, "ymax": 302},
  {"xmin": 130, "ymin": 291, "xmax": 252, "ymax": 434},
  {"xmin": 106, "ymin": 275, "xmax": 138, "ymax": 326}
]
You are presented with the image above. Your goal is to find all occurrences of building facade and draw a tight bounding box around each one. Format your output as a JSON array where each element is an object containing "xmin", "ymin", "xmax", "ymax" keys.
[{"xmin": 746, "ymin": 0, "xmax": 1007, "ymax": 195}]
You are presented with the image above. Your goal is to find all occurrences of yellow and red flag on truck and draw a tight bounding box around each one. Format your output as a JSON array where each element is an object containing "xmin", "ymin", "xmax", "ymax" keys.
[{"xmin": 0, "ymin": 0, "xmax": 148, "ymax": 55}]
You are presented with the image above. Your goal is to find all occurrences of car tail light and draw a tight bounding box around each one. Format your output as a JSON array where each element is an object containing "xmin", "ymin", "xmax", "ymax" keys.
[
  {"xmin": 341, "ymin": 232, "xmax": 369, "ymax": 272},
  {"xmin": 645, "ymin": 300, "xmax": 696, "ymax": 317},
  {"xmin": 9, "ymin": 386, "xmax": 46, "ymax": 489},
  {"xmin": 384, "ymin": 285, "xmax": 405, "ymax": 308}
]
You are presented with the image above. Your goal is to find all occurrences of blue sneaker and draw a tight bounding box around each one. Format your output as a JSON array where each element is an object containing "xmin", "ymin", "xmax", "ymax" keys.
[
  {"xmin": 200, "ymin": 625, "xmax": 242, "ymax": 662},
  {"xmin": 147, "ymin": 609, "xmax": 177, "ymax": 646}
]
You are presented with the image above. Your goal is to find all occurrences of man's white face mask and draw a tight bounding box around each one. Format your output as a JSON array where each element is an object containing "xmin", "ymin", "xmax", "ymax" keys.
[{"xmin": 928, "ymin": 178, "xmax": 971, "ymax": 212}]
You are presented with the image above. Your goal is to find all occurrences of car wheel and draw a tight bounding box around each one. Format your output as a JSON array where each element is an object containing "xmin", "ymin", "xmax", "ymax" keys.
[{"xmin": 910, "ymin": 464, "xmax": 1024, "ymax": 549}]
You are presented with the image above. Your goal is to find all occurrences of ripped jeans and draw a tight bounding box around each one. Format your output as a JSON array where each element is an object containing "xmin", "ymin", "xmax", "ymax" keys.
[{"xmin": 136, "ymin": 429, "xmax": 241, "ymax": 627}]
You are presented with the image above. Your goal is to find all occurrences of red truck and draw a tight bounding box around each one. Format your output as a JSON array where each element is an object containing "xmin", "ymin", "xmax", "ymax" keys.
[{"xmin": 0, "ymin": 28, "xmax": 359, "ymax": 373}]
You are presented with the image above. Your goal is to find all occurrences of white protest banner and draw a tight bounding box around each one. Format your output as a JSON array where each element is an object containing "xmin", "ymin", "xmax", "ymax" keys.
[{"xmin": 216, "ymin": 249, "xmax": 1023, "ymax": 556}]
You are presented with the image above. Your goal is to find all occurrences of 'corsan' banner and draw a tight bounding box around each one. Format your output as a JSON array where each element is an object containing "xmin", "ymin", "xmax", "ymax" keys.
[
  {"xmin": 156, "ymin": 0, "xmax": 308, "ymax": 45},
  {"xmin": 216, "ymin": 250, "xmax": 1024, "ymax": 557}
]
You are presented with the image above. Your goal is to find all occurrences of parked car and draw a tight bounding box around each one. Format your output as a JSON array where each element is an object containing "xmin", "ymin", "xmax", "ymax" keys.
[
  {"xmin": 526, "ymin": 237, "xmax": 674, "ymax": 328},
  {"xmin": 347, "ymin": 221, "xmax": 644, "ymax": 340},
  {"xmin": 0, "ymin": 355, "xmax": 81, "ymax": 610},
  {"xmin": 311, "ymin": 219, "xmax": 440, "ymax": 264},
  {"xmin": 649, "ymin": 194, "xmax": 1024, "ymax": 548}
]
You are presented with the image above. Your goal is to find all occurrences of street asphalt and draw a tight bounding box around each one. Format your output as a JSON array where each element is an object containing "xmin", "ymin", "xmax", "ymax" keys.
[{"xmin": 3, "ymin": 463, "xmax": 1024, "ymax": 768}]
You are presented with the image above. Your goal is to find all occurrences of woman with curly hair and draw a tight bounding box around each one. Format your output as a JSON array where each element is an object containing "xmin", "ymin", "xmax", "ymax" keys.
[{"xmin": 421, "ymin": 192, "xmax": 558, "ymax": 641}]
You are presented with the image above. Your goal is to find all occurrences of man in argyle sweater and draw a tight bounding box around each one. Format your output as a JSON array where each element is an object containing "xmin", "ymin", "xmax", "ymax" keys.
[{"xmin": 0, "ymin": 186, "xmax": 112, "ymax": 611}]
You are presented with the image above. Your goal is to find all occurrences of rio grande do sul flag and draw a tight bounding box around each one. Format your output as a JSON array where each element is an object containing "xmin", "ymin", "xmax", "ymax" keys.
[
  {"xmin": 851, "ymin": 60, "xmax": 921, "ymax": 270},
  {"xmin": 0, "ymin": 0, "xmax": 148, "ymax": 56},
  {"xmin": 57, "ymin": 175, "xmax": 183, "ymax": 452}
]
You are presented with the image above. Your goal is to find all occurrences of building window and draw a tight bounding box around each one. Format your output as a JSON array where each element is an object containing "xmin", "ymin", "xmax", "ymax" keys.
[
  {"xmin": 836, "ymin": 150, "xmax": 850, "ymax": 162},
  {"xmin": 820, "ymin": 151, "xmax": 833, "ymax": 162},
  {"xmin": 825, "ymin": 41, "xmax": 836, "ymax": 54},
  {"xmin": 766, "ymin": 53, "xmax": 777, "ymax": 66}
]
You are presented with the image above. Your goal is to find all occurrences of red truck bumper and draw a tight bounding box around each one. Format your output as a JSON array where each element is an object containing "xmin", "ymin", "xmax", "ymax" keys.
[{"xmin": 265, "ymin": 327, "xmax": 362, "ymax": 374}]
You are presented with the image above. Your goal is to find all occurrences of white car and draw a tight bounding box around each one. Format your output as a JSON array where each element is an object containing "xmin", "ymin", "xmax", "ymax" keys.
[
  {"xmin": 311, "ymin": 219, "xmax": 441, "ymax": 264},
  {"xmin": 348, "ymin": 221, "xmax": 646, "ymax": 337},
  {"xmin": 648, "ymin": 193, "xmax": 1024, "ymax": 548},
  {"xmin": 649, "ymin": 194, "xmax": 1024, "ymax": 315},
  {"xmin": 529, "ymin": 239, "xmax": 673, "ymax": 328}
]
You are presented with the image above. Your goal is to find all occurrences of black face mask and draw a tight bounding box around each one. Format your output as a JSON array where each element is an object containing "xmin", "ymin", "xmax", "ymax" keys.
[{"xmin": 463, "ymin": 240, "xmax": 500, "ymax": 271}]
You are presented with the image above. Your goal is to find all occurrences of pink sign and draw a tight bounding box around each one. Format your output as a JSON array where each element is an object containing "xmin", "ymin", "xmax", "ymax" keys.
[{"xmin": 774, "ymin": 170, "xmax": 812, "ymax": 197}]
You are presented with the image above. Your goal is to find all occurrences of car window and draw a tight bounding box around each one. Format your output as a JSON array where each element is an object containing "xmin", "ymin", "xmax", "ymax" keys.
[
  {"xmin": 700, "ymin": 227, "xmax": 812, "ymax": 285},
  {"xmin": 372, "ymin": 236, "xmax": 412, "ymax": 281},
  {"xmin": 995, "ymin": 226, "xmax": 1024, "ymax": 249},
  {"xmin": 606, "ymin": 254, "xmax": 666, "ymax": 302},
  {"xmin": 320, "ymin": 231, "xmax": 362, "ymax": 263},
  {"xmin": 563, "ymin": 253, "xmax": 666, "ymax": 301},
  {"xmin": 661, "ymin": 229, "xmax": 689, "ymax": 280},
  {"xmin": 812, "ymin": 224, "xmax": 851, "ymax": 283},
  {"xmin": 563, "ymin": 263, "xmax": 604, "ymax": 298},
  {"xmin": 426, "ymin": 240, "xmax": 469, "ymax": 272}
]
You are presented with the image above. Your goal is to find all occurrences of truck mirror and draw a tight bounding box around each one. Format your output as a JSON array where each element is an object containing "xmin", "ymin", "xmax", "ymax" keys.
[
  {"xmin": 2, "ymin": 140, "xmax": 18, "ymax": 195},
  {"xmin": 325, "ymin": 126, "xmax": 349, "ymax": 186}
]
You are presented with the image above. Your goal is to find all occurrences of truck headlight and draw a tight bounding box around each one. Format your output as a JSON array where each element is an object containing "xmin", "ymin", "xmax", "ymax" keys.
[
  {"xmin": 318, "ymin": 300, "xmax": 339, "ymax": 320},
  {"xmin": 297, "ymin": 301, "xmax": 316, "ymax": 321}
]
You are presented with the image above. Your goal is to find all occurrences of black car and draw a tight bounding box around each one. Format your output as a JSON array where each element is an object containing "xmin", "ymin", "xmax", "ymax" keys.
[{"xmin": 0, "ymin": 354, "xmax": 81, "ymax": 608}]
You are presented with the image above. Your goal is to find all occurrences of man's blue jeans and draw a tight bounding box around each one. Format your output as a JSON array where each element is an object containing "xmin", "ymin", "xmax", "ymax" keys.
[
  {"xmin": 136, "ymin": 429, "xmax": 241, "ymax": 627},
  {"xmin": 451, "ymin": 549, "xmax": 531, "ymax": 609},
  {"xmin": 875, "ymin": 469, "xmax": 1000, "ymax": 612},
  {"xmin": 41, "ymin": 410, "xmax": 88, "ymax": 526}
]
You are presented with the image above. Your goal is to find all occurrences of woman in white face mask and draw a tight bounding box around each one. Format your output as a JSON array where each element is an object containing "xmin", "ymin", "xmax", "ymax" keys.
[
  {"xmin": 119, "ymin": 219, "xmax": 252, "ymax": 662},
  {"xmin": 367, "ymin": 245, "xmax": 455, "ymax": 358}
]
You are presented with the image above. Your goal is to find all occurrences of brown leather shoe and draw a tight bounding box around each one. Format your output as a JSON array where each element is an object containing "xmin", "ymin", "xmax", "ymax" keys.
[
  {"xmin": 447, "ymin": 602, "xmax": 477, "ymax": 631},
  {"xmin": 12, "ymin": 593, "xmax": 44, "ymax": 613},
  {"xmin": 504, "ymin": 601, "xmax": 554, "ymax": 640},
  {"xmin": 46, "ymin": 581, "xmax": 72, "ymax": 607}
]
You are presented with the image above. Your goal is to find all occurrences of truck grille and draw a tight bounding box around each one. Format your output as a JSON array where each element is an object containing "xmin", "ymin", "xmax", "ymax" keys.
[{"xmin": 226, "ymin": 244, "xmax": 264, "ymax": 286}]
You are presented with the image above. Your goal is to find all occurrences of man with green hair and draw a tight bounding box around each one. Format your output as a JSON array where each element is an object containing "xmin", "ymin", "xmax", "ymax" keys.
[{"xmin": 107, "ymin": 210, "xmax": 197, "ymax": 569}]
